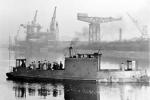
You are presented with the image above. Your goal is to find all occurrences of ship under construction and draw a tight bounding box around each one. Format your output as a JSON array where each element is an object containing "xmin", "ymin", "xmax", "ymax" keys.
[{"xmin": 11, "ymin": 7, "xmax": 59, "ymax": 52}]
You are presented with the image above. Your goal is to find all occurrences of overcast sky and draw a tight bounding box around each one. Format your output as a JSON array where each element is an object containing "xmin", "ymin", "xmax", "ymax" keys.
[{"xmin": 0, "ymin": 0, "xmax": 150, "ymax": 44}]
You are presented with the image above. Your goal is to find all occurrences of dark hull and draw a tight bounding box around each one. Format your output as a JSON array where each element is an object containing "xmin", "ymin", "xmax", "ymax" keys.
[
  {"xmin": 6, "ymin": 71, "xmax": 150, "ymax": 83},
  {"xmin": 6, "ymin": 72, "xmax": 96, "ymax": 83}
]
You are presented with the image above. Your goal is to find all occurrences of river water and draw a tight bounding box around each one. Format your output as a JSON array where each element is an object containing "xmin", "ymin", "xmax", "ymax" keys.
[{"xmin": 0, "ymin": 48, "xmax": 150, "ymax": 100}]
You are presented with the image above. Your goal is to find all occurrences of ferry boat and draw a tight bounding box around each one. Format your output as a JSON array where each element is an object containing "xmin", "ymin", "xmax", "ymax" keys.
[{"xmin": 6, "ymin": 47, "xmax": 149, "ymax": 83}]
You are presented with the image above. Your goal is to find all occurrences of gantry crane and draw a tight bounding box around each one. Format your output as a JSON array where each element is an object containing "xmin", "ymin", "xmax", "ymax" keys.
[
  {"xmin": 127, "ymin": 13, "xmax": 149, "ymax": 39},
  {"xmin": 77, "ymin": 13, "xmax": 122, "ymax": 42}
]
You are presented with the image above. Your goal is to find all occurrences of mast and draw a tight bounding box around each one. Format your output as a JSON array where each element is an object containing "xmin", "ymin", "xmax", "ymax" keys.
[
  {"xmin": 8, "ymin": 33, "xmax": 10, "ymax": 68},
  {"xmin": 8, "ymin": 33, "xmax": 13, "ymax": 70}
]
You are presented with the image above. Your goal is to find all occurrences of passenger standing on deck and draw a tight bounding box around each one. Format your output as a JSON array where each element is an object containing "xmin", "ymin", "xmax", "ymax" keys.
[
  {"xmin": 60, "ymin": 61, "xmax": 63, "ymax": 70},
  {"xmin": 21, "ymin": 60, "xmax": 26, "ymax": 67},
  {"xmin": 54, "ymin": 62, "xmax": 59, "ymax": 70},
  {"xmin": 46, "ymin": 60, "xmax": 48, "ymax": 69},
  {"xmin": 53, "ymin": 62, "xmax": 56, "ymax": 70},
  {"xmin": 35, "ymin": 61, "xmax": 38, "ymax": 69},
  {"xmin": 43, "ymin": 60, "xmax": 47, "ymax": 70},
  {"xmin": 47, "ymin": 61, "xmax": 51, "ymax": 70},
  {"xmin": 33, "ymin": 61, "xmax": 36, "ymax": 70},
  {"xmin": 41, "ymin": 61, "xmax": 44, "ymax": 70},
  {"xmin": 38, "ymin": 61, "xmax": 41, "ymax": 69},
  {"xmin": 30, "ymin": 62, "xmax": 34, "ymax": 69}
]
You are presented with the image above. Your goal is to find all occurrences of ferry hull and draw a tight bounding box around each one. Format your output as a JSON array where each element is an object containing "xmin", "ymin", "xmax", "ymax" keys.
[
  {"xmin": 6, "ymin": 72, "xmax": 97, "ymax": 83},
  {"xmin": 6, "ymin": 71, "xmax": 149, "ymax": 83}
]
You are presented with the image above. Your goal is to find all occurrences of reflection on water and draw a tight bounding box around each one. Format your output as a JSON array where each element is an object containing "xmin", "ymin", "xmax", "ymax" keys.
[
  {"xmin": 12, "ymin": 82, "xmax": 64, "ymax": 99},
  {"xmin": 11, "ymin": 81, "xmax": 150, "ymax": 100}
]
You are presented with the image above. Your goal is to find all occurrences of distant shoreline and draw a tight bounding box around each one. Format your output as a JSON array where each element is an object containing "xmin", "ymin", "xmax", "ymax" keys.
[{"xmin": 102, "ymin": 50, "xmax": 149, "ymax": 60}]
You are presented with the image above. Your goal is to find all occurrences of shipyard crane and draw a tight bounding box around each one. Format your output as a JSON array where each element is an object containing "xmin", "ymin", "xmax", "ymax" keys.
[
  {"xmin": 31, "ymin": 10, "xmax": 41, "ymax": 32},
  {"xmin": 21, "ymin": 10, "xmax": 38, "ymax": 28},
  {"xmin": 32, "ymin": 10, "xmax": 38, "ymax": 25},
  {"xmin": 20, "ymin": 10, "xmax": 41, "ymax": 35},
  {"xmin": 77, "ymin": 13, "xmax": 122, "ymax": 42},
  {"xmin": 127, "ymin": 13, "xmax": 149, "ymax": 39},
  {"xmin": 50, "ymin": 6, "xmax": 59, "ymax": 41}
]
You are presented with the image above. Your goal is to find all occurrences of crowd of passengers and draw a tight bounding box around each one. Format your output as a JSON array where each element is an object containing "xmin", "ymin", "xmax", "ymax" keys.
[{"xmin": 21, "ymin": 60, "xmax": 64, "ymax": 70}]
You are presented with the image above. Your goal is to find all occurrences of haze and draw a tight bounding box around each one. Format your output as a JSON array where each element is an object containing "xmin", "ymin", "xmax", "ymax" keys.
[{"xmin": 0, "ymin": 0, "xmax": 150, "ymax": 45}]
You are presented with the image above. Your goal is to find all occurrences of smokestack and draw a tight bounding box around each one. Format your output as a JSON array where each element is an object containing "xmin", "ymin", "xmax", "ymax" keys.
[{"xmin": 69, "ymin": 46, "xmax": 73, "ymax": 58}]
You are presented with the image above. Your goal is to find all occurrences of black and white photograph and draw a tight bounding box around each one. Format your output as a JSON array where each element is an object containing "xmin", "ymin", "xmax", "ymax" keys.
[{"xmin": 0, "ymin": 0, "xmax": 150, "ymax": 100}]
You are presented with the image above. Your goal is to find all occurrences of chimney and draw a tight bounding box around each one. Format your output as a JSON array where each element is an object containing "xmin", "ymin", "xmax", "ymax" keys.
[{"xmin": 69, "ymin": 46, "xmax": 73, "ymax": 58}]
